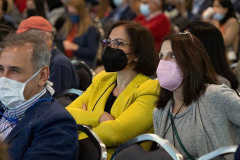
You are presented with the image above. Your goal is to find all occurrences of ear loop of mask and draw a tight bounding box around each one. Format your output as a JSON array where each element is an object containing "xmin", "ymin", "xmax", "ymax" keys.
[
  {"xmin": 24, "ymin": 67, "xmax": 42, "ymax": 85},
  {"xmin": 126, "ymin": 53, "xmax": 137, "ymax": 65}
]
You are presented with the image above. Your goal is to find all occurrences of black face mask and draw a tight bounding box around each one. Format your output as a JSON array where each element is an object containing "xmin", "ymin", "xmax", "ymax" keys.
[
  {"xmin": 102, "ymin": 46, "xmax": 128, "ymax": 72},
  {"xmin": 27, "ymin": 9, "xmax": 37, "ymax": 18}
]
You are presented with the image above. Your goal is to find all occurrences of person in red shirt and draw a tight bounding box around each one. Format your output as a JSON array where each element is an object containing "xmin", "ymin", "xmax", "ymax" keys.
[
  {"xmin": 135, "ymin": 0, "xmax": 171, "ymax": 52},
  {"xmin": 14, "ymin": 0, "xmax": 26, "ymax": 13}
]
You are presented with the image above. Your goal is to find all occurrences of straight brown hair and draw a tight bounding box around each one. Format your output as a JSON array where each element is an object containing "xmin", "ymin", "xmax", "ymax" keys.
[{"xmin": 157, "ymin": 33, "xmax": 217, "ymax": 109}]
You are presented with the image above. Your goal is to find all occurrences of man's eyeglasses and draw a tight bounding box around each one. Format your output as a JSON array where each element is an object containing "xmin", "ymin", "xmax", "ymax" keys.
[{"xmin": 100, "ymin": 39, "xmax": 131, "ymax": 50}]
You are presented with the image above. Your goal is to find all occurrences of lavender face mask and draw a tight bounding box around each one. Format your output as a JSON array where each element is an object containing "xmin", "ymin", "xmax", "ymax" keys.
[{"xmin": 156, "ymin": 60, "xmax": 183, "ymax": 91}]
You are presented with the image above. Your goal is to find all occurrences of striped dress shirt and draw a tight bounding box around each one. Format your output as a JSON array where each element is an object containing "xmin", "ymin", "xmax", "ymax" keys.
[{"xmin": 0, "ymin": 89, "xmax": 46, "ymax": 141}]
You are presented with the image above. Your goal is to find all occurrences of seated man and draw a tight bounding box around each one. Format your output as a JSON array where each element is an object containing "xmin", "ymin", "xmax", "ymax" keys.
[
  {"xmin": 0, "ymin": 33, "xmax": 78, "ymax": 160},
  {"xmin": 16, "ymin": 16, "xmax": 79, "ymax": 96}
]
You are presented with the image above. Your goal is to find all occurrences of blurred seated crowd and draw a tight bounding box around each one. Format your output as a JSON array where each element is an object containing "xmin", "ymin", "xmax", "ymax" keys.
[{"xmin": 1, "ymin": 0, "xmax": 240, "ymax": 159}]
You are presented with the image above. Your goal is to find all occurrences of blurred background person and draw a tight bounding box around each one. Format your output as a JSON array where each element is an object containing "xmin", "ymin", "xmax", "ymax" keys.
[
  {"xmin": 66, "ymin": 21, "xmax": 159, "ymax": 159},
  {"xmin": 107, "ymin": 0, "xmax": 136, "ymax": 21},
  {"xmin": 212, "ymin": 0, "xmax": 239, "ymax": 63},
  {"xmin": 14, "ymin": 0, "xmax": 26, "ymax": 14},
  {"xmin": 192, "ymin": 0, "xmax": 212, "ymax": 19},
  {"xmin": 93, "ymin": 0, "xmax": 112, "ymax": 37},
  {"xmin": 184, "ymin": 21, "xmax": 238, "ymax": 91},
  {"xmin": 44, "ymin": 0, "xmax": 65, "ymax": 32},
  {"xmin": 135, "ymin": 0, "xmax": 170, "ymax": 52},
  {"xmin": 102, "ymin": 0, "xmax": 136, "ymax": 34},
  {"xmin": 0, "ymin": 23, "xmax": 14, "ymax": 42},
  {"xmin": 24, "ymin": 0, "xmax": 46, "ymax": 18},
  {"xmin": 130, "ymin": 0, "xmax": 141, "ymax": 17},
  {"xmin": 231, "ymin": 0, "xmax": 240, "ymax": 14},
  {"xmin": 203, "ymin": 0, "xmax": 239, "ymax": 63},
  {"xmin": 154, "ymin": 32, "xmax": 240, "ymax": 159},
  {"xmin": 164, "ymin": 0, "xmax": 199, "ymax": 32},
  {"xmin": 61, "ymin": 0, "xmax": 100, "ymax": 68},
  {"xmin": 96, "ymin": 0, "xmax": 113, "ymax": 22},
  {"xmin": 0, "ymin": 0, "xmax": 15, "ymax": 29}
]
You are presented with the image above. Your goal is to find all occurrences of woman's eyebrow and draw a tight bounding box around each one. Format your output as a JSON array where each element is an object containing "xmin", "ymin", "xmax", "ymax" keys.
[
  {"xmin": 108, "ymin": 37, "xmax": 127, "ymax": 42},
  {"xmin": 159, "ymin": 51, "xmax": 174, "ymax": 55}
]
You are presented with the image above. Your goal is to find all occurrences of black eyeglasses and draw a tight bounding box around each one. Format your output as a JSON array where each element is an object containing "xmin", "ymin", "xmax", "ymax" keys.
[{"xmin": 100, "ymin": 39, "xmax": 131, "ymax": 50}]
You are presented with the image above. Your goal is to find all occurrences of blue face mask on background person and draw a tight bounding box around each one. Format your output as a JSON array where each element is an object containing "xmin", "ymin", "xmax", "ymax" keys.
[
  {"xmin": 0, "ymin": 68, "xmax": 42, "ymax": 109},
  {"xmin": 140, "ymin": 3, "xmax": 150, "ymax": 16},
  {"xmin": 69, "ymin": 14, "xmax": 80, "ymax": 23},
  {"xmin": 213, "ymin": 13, "xmax": 225, "ymax": 21},
  {"xmin": 113, "ymin": 0, "xmax": 123, "ymax": 7}
]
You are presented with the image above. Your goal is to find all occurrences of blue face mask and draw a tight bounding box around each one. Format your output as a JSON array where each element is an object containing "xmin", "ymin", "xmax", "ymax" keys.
[
  {"xmin": 140, "ymin": 3, "xmax": 150, "ymax": 16},
  {"xmin": 213, "ymin": 13, "xmax": 225, "ymax": 21},
  {"xmin": 69, "ymin": 14, "xmax": 80, "ymax": 23},
  {"xmin": 113, "ymin": 0, "xmax": 123, "ymax": 7}
]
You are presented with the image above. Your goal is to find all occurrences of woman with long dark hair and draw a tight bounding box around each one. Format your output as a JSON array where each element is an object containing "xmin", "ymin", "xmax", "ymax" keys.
[
  {"xmin": 211, "ymin": 0, "xmax": 239, "ymax": 62},
  {"xmin": 184, "ymin": 21, "xmax": 238, "ymax": 90},
  {"xmin": 154, "ymin": 32, "xmax": 240, "ymax": 159}
]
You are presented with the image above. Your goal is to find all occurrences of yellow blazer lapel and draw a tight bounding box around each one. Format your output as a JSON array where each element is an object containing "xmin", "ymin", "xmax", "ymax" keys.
[
  {"xmin": 90, "ymin": 73, "xmax": 117, "ymax": 111},
  {"xmin": 111, "ymin": 73, "xmax": 150, "ymax": 117}
]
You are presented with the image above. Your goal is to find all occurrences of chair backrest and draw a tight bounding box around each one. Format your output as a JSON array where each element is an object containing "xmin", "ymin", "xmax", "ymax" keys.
[
  {"xmin": 197, "ymin": 145, "xmax": 238, "ymax": 160},
  {"xmin": 78, "ymin": 125, "xmax": 107, "ymax": 160},
  {"xmin": 111, "ymin": 133, "xmax": 183, "ymax": 160},
  {"xmin": 71, "ymin": 60, "xmax": 96, "ymax": 79},
  {"xmin": 71, "ymin": 60, "xmax": 96, "ymax": 91},
  {"xmin": 56, "ymin": 88, "xmax": 83, "ymax": 107}
]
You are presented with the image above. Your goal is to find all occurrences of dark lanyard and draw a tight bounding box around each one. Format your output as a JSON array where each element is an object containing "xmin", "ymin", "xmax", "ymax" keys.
[
  {"xmin": 169, "ymin": 112, "xmax": 195, "ymax": 160},
  {"xmin": 163, "ymin": 102, "xmax": 184, "ymax": 138}
]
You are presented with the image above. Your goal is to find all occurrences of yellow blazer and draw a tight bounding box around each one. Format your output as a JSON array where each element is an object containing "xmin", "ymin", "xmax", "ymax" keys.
[{"xmin": 66, "ymin": 71, "xmax": 160, "ymax": 158}]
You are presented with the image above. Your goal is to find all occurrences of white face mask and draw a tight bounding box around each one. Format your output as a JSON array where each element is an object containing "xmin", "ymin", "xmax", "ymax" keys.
[{"xmin": 0, "ymin": 68, "xmax": 42, "ymax": 108}]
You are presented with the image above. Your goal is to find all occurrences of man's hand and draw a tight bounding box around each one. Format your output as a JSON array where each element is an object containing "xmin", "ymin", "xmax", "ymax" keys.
[{"xmin": 99, "ymin": 113, "xmax": 115, "ymax": 123}]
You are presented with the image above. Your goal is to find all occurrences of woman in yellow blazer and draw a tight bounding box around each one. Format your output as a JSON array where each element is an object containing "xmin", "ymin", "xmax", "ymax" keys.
[{"xmin": 66, "ymin": 20, "xmax": 159, "ymax": 159}]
